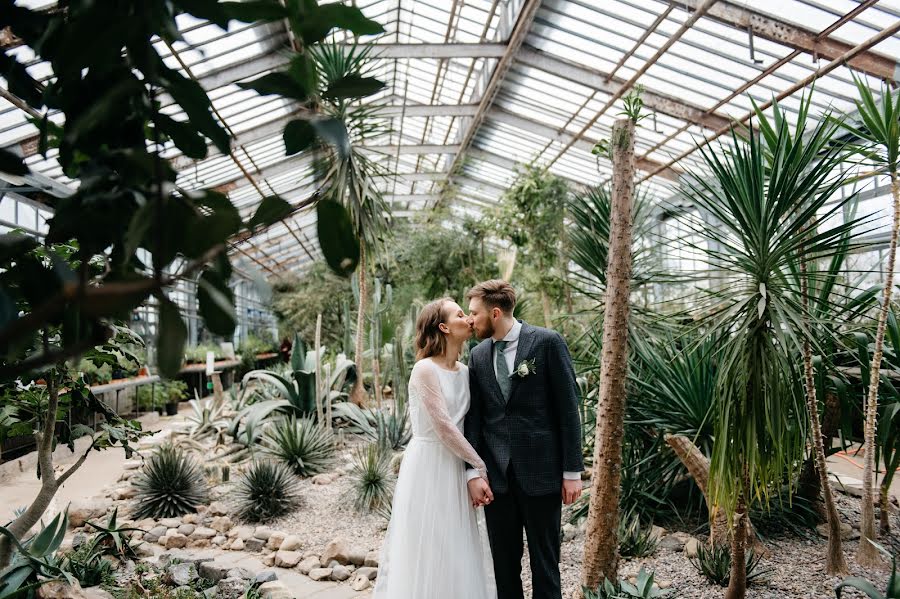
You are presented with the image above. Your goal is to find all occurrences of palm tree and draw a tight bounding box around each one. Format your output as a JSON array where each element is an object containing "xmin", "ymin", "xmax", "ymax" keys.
[
  {"xmin": 310, "ymin": 42, "xmax": 392, "ymax": 406},
  {"xmin": 682, "ymin": 92, "xmax": 858, "ymax": 599},
  {"xmin": 840, "ymin": 76, "xmax": 900, "ymax": 567}
]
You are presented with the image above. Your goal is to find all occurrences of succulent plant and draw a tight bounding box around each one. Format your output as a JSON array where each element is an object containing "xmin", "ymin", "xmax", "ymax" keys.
[
  {"xmin": 263, "ymin": 416, "xmax": 334, "ymax": 477},
  {"xmin": 234, "ymin": 460, "xmax": 301, "ymax": 523},
  {"xmin": 131, "ymin": 445, "xmax": 207, "ymax": 519},
  {"xmin": 349, "ymin": 442, "xmax": 394, "ymax": 515}
]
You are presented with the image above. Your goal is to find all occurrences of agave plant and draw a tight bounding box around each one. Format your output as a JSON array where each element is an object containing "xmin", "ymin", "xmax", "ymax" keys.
[
  {"xmin": 263, "ymin": 416, "xmax": 334, "ymax": 477},
  {"xmin": 84, "ymin": 507, "xmax": 143, "ymax": 559},
  {"xmin": 131, "ymin": 445, "xmax": 208, "ymax": 519},
  {"xmin": 0, "ymin": 511, "xmax": 73, "ymax": 598},
  {"xmin": 349, "ymin": 442, "xmax": 394, "ymax": 515},
  {"xmin": 690, "ymin": 543, "xmax": 771, "ymax": 588},
  {"xmin": 835, "ymin": 541, "xmax": 900, "ymax": 598},
  {"xmin": 373, "ymin": 409, "xmax": 411, "ymax": 451},
  {"xmin": 616, "ymin": 508, "xmax": 658, "ymax": 559},
  {"xmin": 234, "ymin": 461, "xmax": 301, "ymax": 523}
]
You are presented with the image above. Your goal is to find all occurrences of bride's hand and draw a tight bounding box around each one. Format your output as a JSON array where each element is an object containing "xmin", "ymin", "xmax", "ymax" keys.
[{"xmin": 467, "ymin": 477, "xmax": 494, "ymax": 508}]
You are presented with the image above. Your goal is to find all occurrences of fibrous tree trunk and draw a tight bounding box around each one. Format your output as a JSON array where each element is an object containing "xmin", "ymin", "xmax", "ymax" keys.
[
  {"xmin": 581, "ymin": 118, "xmax": 635, "ymax": 592},
  {"xmin": 859, "ymin": 172, "xmax": 899, "ymax": 567},
  {"xmin": 801, "ymin": 250, "xmax": 848, "ymax": 574},
  {"xmin": 725, "ymin": 493, "xmax": 749, "ymax": 599},
  {"xmin": 351, "ymin": 245, "xmax": 368, "ymax": 407}
]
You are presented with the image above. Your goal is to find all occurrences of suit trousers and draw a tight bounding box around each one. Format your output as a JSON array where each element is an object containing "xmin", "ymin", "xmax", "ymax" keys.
[{"xmin": 484, "ymin": 466, "xmax": 562, "ymax": 599}]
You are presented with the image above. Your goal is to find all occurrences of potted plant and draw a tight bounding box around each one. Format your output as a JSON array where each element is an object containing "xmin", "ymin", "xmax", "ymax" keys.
[{"xmin": 164, "ymin": 380, "xmax": 188, "ymax": 416}]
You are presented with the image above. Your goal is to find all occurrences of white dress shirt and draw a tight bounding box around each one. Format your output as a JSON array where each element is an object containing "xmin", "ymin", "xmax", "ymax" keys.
[{"xmin": 466, "ymin": 320, "xmax": 582, "ymax": 483}]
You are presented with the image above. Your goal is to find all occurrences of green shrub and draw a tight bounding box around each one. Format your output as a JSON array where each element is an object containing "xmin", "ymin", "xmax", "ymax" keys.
[
  {"xmin": 132, "ymin": 445, "xmax": 207, "ymax": 519},
  {"xmin": 349, "ymin": 442, "xmax": 394, "ymax": 515},
  {"xmin": 690, "ymin": 542, "xmax": 770, "ymax": 587},
  {"xmin": 263, "ymin": 416, "xmax": 334, "ymax": 477},
  {"xmin": 373, "ymin": 410, "xmax": 411, "ymax": 451},
  {"xmin": 61, "ymin": 540, "xmax": 116, "ymax": 588},
  {"xmin": 583, "ymin": 567, "xmax": 672, "ymax": 599},
  {"xmin": 617, "ymin": 508, "xmax": 658, "ymax": 559},
  {"xmin": 235, "ymin": 461, "xmax": 300, "ymax": 523}
]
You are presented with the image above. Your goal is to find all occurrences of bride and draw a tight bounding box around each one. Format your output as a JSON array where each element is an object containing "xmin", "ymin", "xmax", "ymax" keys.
[{"xmin": 373, "ymin": 297, "xmax": 497, "ymax": 599}]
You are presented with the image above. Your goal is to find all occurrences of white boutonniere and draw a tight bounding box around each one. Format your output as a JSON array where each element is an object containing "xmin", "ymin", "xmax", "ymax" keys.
[{"xmin": 511, "ymin": 358, "xmax": 537, "ymax": 379}]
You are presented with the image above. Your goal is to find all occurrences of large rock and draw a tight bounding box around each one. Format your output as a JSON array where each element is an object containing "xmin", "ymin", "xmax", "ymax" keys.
[
  {"xmin": 191, "ymin": 527, "xmax": 217, "ymax": 540},
  {"xmin": 266, "ymin": 531, "xmax": 286, "ymax": 551},
  {"xmin": 215, "ymin": 577, "xmax": 246, "ymax": 599},
  {"xmin": 255, "ymin": 571, "xmax": 277, "ymax": 584},
  {"xmin": 230, "ymin": 526, "xmax": 254, "ymax": 540},
  {"xmin": 311, "ymin": 473, "xmax": 335, "ymax": 485},
  {"xmin": 253, "ymin": 527, "xmax": 273, "ymax": 541},
  {"xmin": 210, "ymin": 516, "xmax": 233, "ymax": 533},
  {"xmin": 229, "ymin": 539, "xmax": 244, "ymax": 551},
  {"xmin": 298, "ymin": 556, "xmax": 321, "ymax": 575},
  {"xmin": 308, "ymin": 568, "xmax": 333, "ymax": 581},
  {"xmin": 133, "ymin": 542, "xmax": 155, "ymax": 558},
  {"xmin": 351, "ymin": 575, "xmax": 371, "ymax": 591},
  {"xmin": 659, "ymin": 535, "xmax": 685, "ymax": 552},
  {"xmin": 166, "ymin": 562, "xmax": 198, "ymax": 587},
  {"xmin": 347, "ymin": 548, "xmax": 366, "ymax": 566},
  {"xmin": 159, "ymin": 518, "xmax": 182, "ymax": 528},
  {"xmin": 68, "ymin": 499, "xmax": 112, "ymax": 528},
  {"xmin": 37, "ymin": 580, "xmax": 89, "ymax": 598},
  {"xmin": 355, "ymin": 567, "xmax": 378, "ymax": 580},
  {"xmin": 817, "ymin": 522, "xmax": 860, "ymax": 541},
  {"xmin": 364, "ymin": 551, "xmax": 379, "ymax": 567},
  {"xmin": 244, "ymin": 538, "xmax": 265, "ymax": 552},
  {"xmin": 199, "ymin": 562, "xmax": 232, "ymax": 583},
  {"xmin": 144, "ymin": 526, "xmax": 168, "ymax": 543},
  {"xmin": 165, "ymin": 533, "xmax": 189, "ymax": 549},
  {"xmin": 274, "ymin": 550, "xmax": 302, "ymax": 568},
  {"xmin": 684, "ymin": 537, "xmax": 700, "ymax": 558},
  {"xmin": 177, "ymin": 524, "xmax": 196, "ymax": 536},
  {"xmin": 562, "ymin": 523, "xmax": 577, "ymax": 542},
  {"xmin": 331, "ymin": 565, "xmax": 351, "ymax": 581},
  {"xmin": 208, "ymin": 501, "xmax": 229, "ymax": 516},
  {"xmin": 83, "ymin": 587, "xmax": 115, "ymax": 599},
  {"xmin": 258, "ymin": 581, "xmax": 292, "ymax": 599},
  {"xmin": 112, "ymin": 487, "xmax": 137, "ymax": 501},
  {"xmin": 279, "ymin": 535, "xmax": 302, "ymax": 552},
  {"xmin": 182, "ymin": 513, "xmax": 201, "ymax": 525},
  {"xmin": 321, "ymin": 539, "xmax": 350, "ymax": 565},
  {"xmin": 262, "ymin": 554, "xmax": 276, "ymax": 567}
]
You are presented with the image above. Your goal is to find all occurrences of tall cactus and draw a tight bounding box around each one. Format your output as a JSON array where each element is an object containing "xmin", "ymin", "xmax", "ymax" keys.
[
  {"xmin": 341, "ymin": 298, "xmax": 352, "ymax": 357},
  {"xmin": 392, "ymin": 324, "xmax": 409, "ymax": 416},
  {"xmin": 353, "ymin": 276, "xmax": 393, "ymax": 409}
]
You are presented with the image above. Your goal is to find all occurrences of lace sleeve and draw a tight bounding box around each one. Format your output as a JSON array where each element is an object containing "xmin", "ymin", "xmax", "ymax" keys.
[{"xmin": 411, "ymin": 361, "xmax": 488, "ymax": 480}]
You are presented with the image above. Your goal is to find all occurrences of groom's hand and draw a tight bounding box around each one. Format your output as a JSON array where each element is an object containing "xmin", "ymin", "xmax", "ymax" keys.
[
  {"xmin": 562, "ymin": 478, "xmax": 582, "ymax": 505},
  {"xmin": 467, "ymin": 477, "xmax": 494, "ymax": 507}
]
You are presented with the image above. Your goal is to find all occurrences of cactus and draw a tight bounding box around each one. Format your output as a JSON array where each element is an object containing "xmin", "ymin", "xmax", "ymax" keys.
[
  {"xmin": 342, "ymin": 298, "xmax": 352, "ymax": 357},
  {"xmin": 392, "ymin": 325, "xmax": 409, "ymax": 416},
  {"xmin": 369, "ymin": 278, "xmax": 392, "ymax": 409}
]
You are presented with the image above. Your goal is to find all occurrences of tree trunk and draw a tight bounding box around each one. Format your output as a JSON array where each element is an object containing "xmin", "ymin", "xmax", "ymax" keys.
[
  {"xmin": 315, "ymin": 313, "xmax": 324, "ymax": 424},
  {"xmin": 540, "ymin": 288, "xmax": 553, "ymax": 329},
  {"xmin": 859, "ymin": 171, "xmax": 899, "ymax": 567},
  {"xmin": 801, "ymin": 252, "xmax": 848, "ymax": 574},
  {"xmin": 725, "ymin": 493, "xmax": 749, "ymax": 599},
  {"xmin": 665, "ymin": 434, "xmax": 729, "ymax": 545},
  {"xmin": 799, "ymin": 391, "xmax": 842, "ymax": 520},
  {"xmin": 581, "ymin": 118, "xmax": 635, "ymax": 592},
  {"xmin": 880, "ymin": 479, "xmax": 892, "ymax": 534},
  {"xmin": 351, "ymin": 246, "xmax": 368, "ymax": 407}
]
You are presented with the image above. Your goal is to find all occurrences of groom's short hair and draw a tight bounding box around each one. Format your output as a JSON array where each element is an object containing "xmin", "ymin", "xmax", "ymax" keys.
[{"xmin": 466, "ymin": 280, "xmax": 516, "ymax": 314}]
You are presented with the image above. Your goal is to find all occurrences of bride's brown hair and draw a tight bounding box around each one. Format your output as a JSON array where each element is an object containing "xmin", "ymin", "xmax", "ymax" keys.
[{"xmin": 415, "ymin": 297, "xmax": 456, "ymax": 360}]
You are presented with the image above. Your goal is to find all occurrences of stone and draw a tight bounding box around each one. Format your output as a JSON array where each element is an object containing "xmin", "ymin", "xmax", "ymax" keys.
[
  {"xmin": 298, "ymin": 556, "xmax": 321, "ymax": 575},
  {"xmin": 159, "ymin": 518, "xmax": 181, "ymax": 528},
  {"xmin": 177, "ymin": 524, "xmax": 196, "ymax": 536},
  {"xmin": 274, "ymin": 550, "xmax": 303, "ymax": 568},
  {"xmin": 322, "ymin": 539, "xmax": 350, "ymax": 565},
  {"xmin": 684, "ymin": 537, "xmax": 700, "ymax": 558},
  {"xmin": 133, "ymin": 542, "xmax": 155, "ymax": 558},
  {"xmin": 309, "ymin": 568, "xmax": 333, "ymax": 581},
  {"xmin": 351, "ymin": 575, "xmax": 371, "ymax": 591},
  {"xmin": 213, "ymin": 536, "xmax": 227, "ymax": 546},
  {"xmin": 258, "ymin": 581, "xmax": 292, "ymax": 599},
  {"xmin": 203, "ymin": 588, "xmax": 217, "ymax": 599},
  {"xmin": 356, "ymin": 567, "xmax": 378, "ymax": 580},
  {"xmin": 157, "ymin": 535, "xmax": 169, "ymax": 547},
  {"xmin": 244, "ymin": 538, "xmax": 265, "ymax": 552},
  {"xmin": 192, "ymin": 539, "xmax": 211, "ymax": 549},
  {"xmin": 279, "ymin": 534, "xmax": 302, "ymax": 552},
  {"xmin": 311, "ymin": 473, "xmax": 334, "ymax": 485},
  {"xmin": 135, "ymin": 518, "xmax": 157, "ymax": 530},
  {"xmin": 255, "ymin": 571, "xmax": 278, "ymax": 584},
  {"xmin": 266, "ymin": 531, "xmax": 286, "ymax": 551},
  {"xmin": 262, "ymin": 554, "xmax": 276, "ymax": 567},
  {"xmin": 215, "ymin": 577, "xmax": 246, "ymax": 599},
  {"xmin": 68, "ymin": 498, "xmax": 112, "ymax": 528},
  {"xmin": 659, "ymin": 581, "xmax": 673, "ymax": 590},
  {"xmin": 226, "ymin": 567, "xmax": 254, "ymax": 580},
  {"xmin": 112, "ymin": 487, "xmax": 137, "ymax": 501},
  {"xmin": 230, "ymin": 538, "xmax": 244, "ymax": 551},
  {"xmin": 208, "ymin": 501, "xmax": 229, "ymax": 516},
  {"xmin": 191, "ymin": 526, "xmax": 217, "ymax": 540},
  {"xmin": 347, "ymin": 548, "xmax": 366, "ymax": 566},
  {"xmin": 199, "ymin": 562, "xmax": 232, "ymax": 583},
  {"xmin": 331, "ymin": 565, "xmax": 351, "ymax": 581},
  {"xmin": 183, "ymin": 513, "xmax": 201, "ymax": 524},
  {"xmin": 253, "ymin": 527, "xmax": 273, "ymax": 541},
  {"xmin": 562, "ymin": 523, "xmax": 577, "ymax": 541},
  {"xmin": 659, "ymin": 535, "xmax": 685, "ymax": 552},
  {"xmin": 71, "ymin": 532, "xmax": 88, "ymax": 550},
  {"xmin": 166, "ymin": 562, "xmax": 198, "ymax": 587},
  {"xmin": 364, "ymin": 551, "xmax": 379, "ymax": 567},
  {"xmin": 210, "ymin": 516, "xmax": 233, "ymax": 533},
  {"xmin": 165, "ymin": 533, "xmax": 189, "ymax": 549},
  {"xmin": 231, "ymin": 526, "xmax": 254, "ymax": 540},
  {"xmin": 650, "ymin": 525, "xmax": 667, "ymax": 541},
  {"xmin": 145, "ymin": 525, "xmax": 168, "ymax": 543},
  {"xmin": 83, "ymin": 587, "xmax": 115, "ymax": 599}
]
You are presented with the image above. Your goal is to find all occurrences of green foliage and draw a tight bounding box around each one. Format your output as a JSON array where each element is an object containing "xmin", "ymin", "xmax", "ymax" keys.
[
  {"xmin": 689, "ymin": 543, "xmax": 770, "ymax": 588},
  {"xmin": 349, "ymin": 442, "xmax": 394, "ymax": 516},
  {"xmin": 841, "ymin": 75, "xmax": 900, "ymax": 174},
  {"xmin": 0, "ymin": 511, "xmax": 73, "ymax": 598},
  {"xmin": 183, "ymin": 343, "xmax": 225, "ymax": 365},
  {"xmin": 272, "ymin": 263, "xmax": 352, "ymax": 346},
  {"xmin": 583, "ymin": 567, "xmax": 672, "ymax": 599},
  {"xmin": 234, "ymin": 461, "xmax": 301, "ymax": 523},
  {"xmin": 617, "ymin": 508, "xmax": 658, "ymax": 559},
  {"xmin": 132, "ymin": 445, "xmax": 208, "ymax": 519},
  {"xmin": 373, "ymin": 410, "xmax": 411, "ymax": 451},
  {"xmin": 136, "ymin": 380, "xmax": 188, "ymax": 411},
  {"xmin": 835, "ymin": 541, "xmax": 900, "ymax": 598},
  {"xmin": 60, "ymin": 540, "xmax": 116, "ymax": 588},
  {"xmin": 263, "ymin": 416, "xmax": 334, "ymax": 477},
  {"xmin": 85, "ymin": 507, "xmax": 143, "ymax": 560}
]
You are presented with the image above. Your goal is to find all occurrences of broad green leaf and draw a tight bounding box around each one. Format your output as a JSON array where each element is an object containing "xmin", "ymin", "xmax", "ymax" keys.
[
  {"xmin": 156, "ymin": 114, "xmax": 208, "ymax": 159},
  {"xmin": 197, "ymin": 270, "xmax": 236, "ymax": 336},
  {"xmin": 157, "ymin": 296, "xmax": 187, "ymax": 379},
  {"xmin": 316, "ymin": 199, "xmax": 359, "ymax": 276},
  {"xmin": 159, "ymin": 62, "xmax": 230, "ymax": 155},
  {"xmin": 322, "ymin": 75, "xmax": 385, "ymax": 100},
  {"xmin": 0, "ymin": 149, "xmax": 29, "ymax": 176},
  {"xmin": 248, "ymin": 195, "xmax": 293, "ymax": 229},
  {"xmin": 283, "ymin": 119, "xmax": 316, "ymax": 155},
  {"xmin": 237, "ymin": 72, "xmax": 309, "ymax": 101},
  {"xmin": 317, "ymin": 3, "xmax": 385, "ymax": 36}
]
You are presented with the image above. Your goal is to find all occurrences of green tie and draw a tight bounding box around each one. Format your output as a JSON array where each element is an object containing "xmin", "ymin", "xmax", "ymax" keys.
[{"xmin": 495, "ymin": 340, "xmax": 511, "ymax": 399}]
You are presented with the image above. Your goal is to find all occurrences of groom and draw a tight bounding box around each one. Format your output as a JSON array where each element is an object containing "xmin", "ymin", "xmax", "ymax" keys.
[{"xmin": 464, "ymin": 280, "xmax": 584, "ymax": 599}]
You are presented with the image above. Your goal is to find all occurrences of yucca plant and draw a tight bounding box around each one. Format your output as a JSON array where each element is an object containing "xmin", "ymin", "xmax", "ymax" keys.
[
  {"xmin": 373, "ymin": 409, "xmax": 411, "ymax": 451},
  {"xmin": 263, "ymin": 416, "xmax": 334, "ymax": 477},
  {"xmin": 234, "ymin": 461, "xmax": 301, "ymax": 523},
  {"xmin": 131, "ymin": 445, "xmax": 208, "ymax": 519},
  {"xmin": 617, "ymin": 508, "xmax": 658, "ymax": 559},
  {"xmin": 836, "ymin": 541, "xmax": 900, "ymax": 598},
  {"xmin": 85, "ymin": 507, "xmax": 143, "ymax": 559},
  {"xmin": 690, "ymin": 543, "xmax": 771, "ymax": 588},
  {"xmin": 349, "ymin": 442, "xmax": 394, "ymax": 515},
  {"xmin": 681, "ymin": 89, "xmax": 863, "ymax": 598}
]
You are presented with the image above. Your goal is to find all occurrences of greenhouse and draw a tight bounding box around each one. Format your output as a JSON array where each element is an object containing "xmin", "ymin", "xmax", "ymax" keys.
[{"xmin": 1, "ymin": 0, "xmax": 899, "ymax": 598}]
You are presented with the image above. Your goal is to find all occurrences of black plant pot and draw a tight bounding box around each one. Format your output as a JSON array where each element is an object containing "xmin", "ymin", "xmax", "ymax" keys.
[{"xmin": 165, "ymin": 402, "xmax": 179, "ymax": 416}]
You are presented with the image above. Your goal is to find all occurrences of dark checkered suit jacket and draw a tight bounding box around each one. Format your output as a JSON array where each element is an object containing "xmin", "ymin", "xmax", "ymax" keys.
[{"xmin": 464, "ymin": 321, "xmax": 584, "ymax": 496}]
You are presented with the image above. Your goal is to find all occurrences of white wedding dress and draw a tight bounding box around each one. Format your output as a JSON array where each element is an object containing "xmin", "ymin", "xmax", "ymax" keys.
[{"xmin": 373, "ymin": 358, "xmax": 497, "ymax": 599}]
